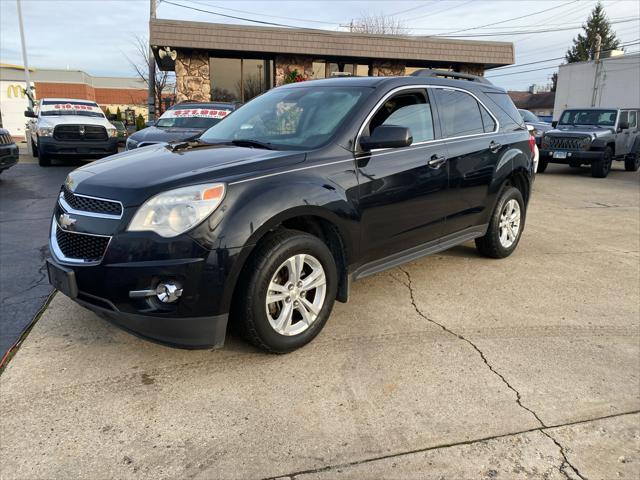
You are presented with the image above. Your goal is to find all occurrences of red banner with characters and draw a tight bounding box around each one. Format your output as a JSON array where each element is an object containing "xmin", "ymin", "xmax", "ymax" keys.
[{"xmin": 161, "ymin": 108, "xmax": 231, "ymax": 119}]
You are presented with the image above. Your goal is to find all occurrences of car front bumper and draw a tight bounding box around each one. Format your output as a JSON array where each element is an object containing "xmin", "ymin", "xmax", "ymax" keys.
[
  {"xmin": 40, "ymin": 137, "xmax": 118, "ymax": 157},
  {"xmin": 0, "ymin": 144, "xmax": 19, "ymax": 171},
  {"xmin": 540, "ymin": 149, "xmax": 604, "ymax": 164},
  {"xmin": 47, "ymin": 214, "xmax": 242, "ymax": 348}
]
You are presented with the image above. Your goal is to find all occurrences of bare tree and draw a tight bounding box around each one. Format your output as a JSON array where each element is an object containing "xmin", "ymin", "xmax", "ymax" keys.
[
  {"xmin": 346, "ymin": 14, "xmax": 408, "ymax": 35},
  {"xmin": 127, "ymin": 36, "xmax": 175, "ymax": 116}
]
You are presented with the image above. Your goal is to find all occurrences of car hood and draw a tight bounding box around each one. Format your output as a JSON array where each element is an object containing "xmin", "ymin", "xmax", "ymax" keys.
[
  {"xmin": 546, "ymin": 125, "xmax": 614, "ymax": 137},
  {"xmin": 38, "ymin": 115, "xmax": 114, "ymax": 128},
  {"xmin": 128, "ymin": 126, "xmax": 204, "ymax": 145},
  {"xmin": 67, "ymin": 143, "xmax": 306, "ymax": 206}
]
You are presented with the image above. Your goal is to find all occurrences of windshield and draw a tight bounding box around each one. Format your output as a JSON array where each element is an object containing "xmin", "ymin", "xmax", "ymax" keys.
[
  {"xmin": 156, "ymin": 107, "xmax": 233, "ymax": 129},
  {"xmin": 40, "ymin": 101, "xmax": 105, "ymax": 118},
  {"xmin": 518, "ymin": 109, "xmax": 540, "ymax": 123},
  {"xmin": 199, "ymin": 86, "xmax": 370, "ymax": 150},
  {"xmin": 559, "ymin": 109, "xmax": 617, "ymax": 127}
]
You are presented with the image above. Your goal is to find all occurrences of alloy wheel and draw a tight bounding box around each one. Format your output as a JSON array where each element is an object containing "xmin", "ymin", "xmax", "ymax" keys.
[
  {"xmin": 265, "ymin": 254, "xmax": 327, "ymax": 336},
  {"xmin": 498, "ymin": 199, "xmax": 521, "ymax": 248}
]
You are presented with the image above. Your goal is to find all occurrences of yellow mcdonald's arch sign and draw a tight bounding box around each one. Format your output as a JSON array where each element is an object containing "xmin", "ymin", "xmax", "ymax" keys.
[{"xmin": 6, "ymin": 84, "xmax": 26, "ymax": 98}]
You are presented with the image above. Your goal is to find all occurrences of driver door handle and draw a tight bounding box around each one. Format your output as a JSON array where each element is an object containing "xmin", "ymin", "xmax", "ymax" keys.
[
  {"xmin": 489, "ymin": 141, "xmax": 502, "ymax": 153},
  {"xmin": 428, "ymin": 154, "xmax": 447, "ymax": 169}
]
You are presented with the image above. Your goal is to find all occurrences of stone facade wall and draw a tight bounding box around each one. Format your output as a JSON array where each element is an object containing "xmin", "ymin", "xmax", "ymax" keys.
[
  {"xmin": 372, "ymin": 61, "xmax": 406, "ymax": 76},
  {"xmin": 457, "ymin": 64, "xmax": 485, "ymax": 77},
  {"xmin": 274, "ymin": 55, "xmax": 313, "ymax": 86},
  {"xmin": 175, "ymin": 50, "xmax": 211, "ymax": 103}
]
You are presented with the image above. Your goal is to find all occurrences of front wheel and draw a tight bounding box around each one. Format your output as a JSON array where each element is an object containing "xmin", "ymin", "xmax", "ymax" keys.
[
  {"xmin": 624, "ymin": 152, "xmax": 639, "ymax": 172},
  {"xmin": 591, "ymin": 147, "xmax": 612, "ymax": 178},
  {"xmin": 235, "ymin": 229, "xmax": 338, "ymax": 353},
  {"xmin": 475, "ymin": 186, "xmax": 525, "ymax": 259}
]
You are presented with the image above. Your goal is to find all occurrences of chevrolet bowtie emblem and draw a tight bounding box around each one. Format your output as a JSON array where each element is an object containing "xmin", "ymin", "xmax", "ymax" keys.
[{"xmin": 59, "ymin": 213, "xmax": 77, "ymax": 230}]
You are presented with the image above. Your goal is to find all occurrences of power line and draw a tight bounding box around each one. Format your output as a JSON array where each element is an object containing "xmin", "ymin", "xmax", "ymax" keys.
[{"xmin": 432, "ymin": 0, "xmax": 580, "ymax": 36}]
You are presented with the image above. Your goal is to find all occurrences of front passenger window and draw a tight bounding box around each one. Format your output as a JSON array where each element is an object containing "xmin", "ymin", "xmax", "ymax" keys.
[{"xmin": 368, "ymin": 92, "xmax": 435, "ymax": 143}]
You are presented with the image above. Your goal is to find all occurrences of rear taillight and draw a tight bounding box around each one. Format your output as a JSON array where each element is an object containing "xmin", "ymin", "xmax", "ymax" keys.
[{"xmin": 528, "ymin": 134, "xmax": 535, "ymax": 154}]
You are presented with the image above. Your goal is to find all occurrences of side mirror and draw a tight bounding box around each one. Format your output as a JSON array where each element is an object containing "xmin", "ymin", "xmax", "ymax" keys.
[
  {"xmin": 551, "ymin": 120, "xmax": 558, "ymax": 128},
  {"xmin": 360, "ymin": 125, "xmax": 413, "ymax": 150},
  {"xmin": 618, "ymin": 121, "xmax": 629, "ymax": 131},
  {"xmin": 24, "ymin": 109, "xmax": 36, "ymax": 118},
  {"xmin": 145, "ymin": 120, "xmax": 156, "ymax": 127},
  {"xmin": 526, "ymin": 124, "xmax": 535, "ymax": 133}
]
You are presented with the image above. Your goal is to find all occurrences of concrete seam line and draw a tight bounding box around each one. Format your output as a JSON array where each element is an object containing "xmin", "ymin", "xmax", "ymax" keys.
[
  {"xmin": 265, "ymin": 410, "xmax": 639, "ymax": 480},
  {"xmin": 396, "ymin": 268, "xmax": 587, "ymax": 480},
  {"xmin": 0, "ymin": 289, "xmax": 57, "ymax": 374}
]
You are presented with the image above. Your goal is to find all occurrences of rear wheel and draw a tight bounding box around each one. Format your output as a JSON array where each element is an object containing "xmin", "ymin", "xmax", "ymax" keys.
[
  {"xmin": 235, "ymin": 229, "xmax": 337, "ymax": 353},
  {"xmin": 475, "ymin": 186, "xmax": 525, "ymax": 259},
  {"xmin": 624, "ymin": 151, "xmax": 639, "ymax": 172},
  {"xmin": 537, "ymin": 159, "xmax": 548, "ymax": 173},
  {"xmin": 591, "ymin": 147, "xmax": 612, "ymax": 178}
]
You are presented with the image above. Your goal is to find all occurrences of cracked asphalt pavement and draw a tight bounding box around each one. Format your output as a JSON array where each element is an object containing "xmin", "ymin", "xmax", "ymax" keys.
[{"xmin": 1, "ymin": 163, "xmax": 639, "ymax": 479}]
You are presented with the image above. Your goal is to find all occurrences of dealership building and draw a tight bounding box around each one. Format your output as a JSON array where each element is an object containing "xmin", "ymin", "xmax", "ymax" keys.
[
  {"xmin": 150, "ymin": 19, "xmax": 514, "ymax": 104},
  {"xmin": 0, "ymin": 64, "xmax": 148, "ymax": 139}
]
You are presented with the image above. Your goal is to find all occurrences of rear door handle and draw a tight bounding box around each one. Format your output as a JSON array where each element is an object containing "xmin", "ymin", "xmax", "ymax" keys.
[
  {"xmin": 489, "ymin": 141, "xmax": 501, "ymax": 153},
  {"xmin": 428, "ymin": 154, "xmax": 447, "ymax": 169}
]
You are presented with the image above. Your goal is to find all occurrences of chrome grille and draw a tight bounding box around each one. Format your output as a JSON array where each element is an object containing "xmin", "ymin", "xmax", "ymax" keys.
[
  {"xmin": 0, "ymin": 133, "xmax": 13, "ymax": 145},
  {"xmin": 55, "ymin": 226, "xmax": 110, "ymax": 262},
  {"xmin": 54, "ymin": 125, "xmax": 108, "ymax": 141},
  {"xmin": 61, "ymin": 186, "xmax": 122, "ymax": 216},
  {"xmin": 545, "ymin": 136, "xmax": 590, "ymax": 150}
]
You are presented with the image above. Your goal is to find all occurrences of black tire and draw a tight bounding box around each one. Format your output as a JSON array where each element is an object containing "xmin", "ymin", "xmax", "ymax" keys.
[
  {"xmin": 624, "ymin": 152, "xmax": 640, "ymax": 172},
  {"xmin": 537, "ymin": 159, "xmax": 548, "ymax": 173},
  {"xmin": 475, "ymin": 186, "xmax": 525, "ymax": 259},
  {"xmin": 234, "ymin": 229, "xmax": 338, "ymax": 353},
  {"xmin": 38, "ymin": 151, "xmax": 51, "ymax": 167},
  {"xmin": 31, "ymin": 139, "xmax": 39, "ymax": 158},
  {"xmin": 591, "ymin": 147, "xmax": 612, "ymax": 178}
]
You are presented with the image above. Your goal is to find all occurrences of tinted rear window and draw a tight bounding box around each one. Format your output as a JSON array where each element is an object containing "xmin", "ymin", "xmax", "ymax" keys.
[{"xmin": 484, "ymin": 92, "xmax": 525, "ymax": 131}]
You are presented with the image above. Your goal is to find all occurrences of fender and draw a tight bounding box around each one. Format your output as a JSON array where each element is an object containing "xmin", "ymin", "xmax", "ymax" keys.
[{"xmin": 190, "ymin": 167, "xmax": 360, "ymax": 315}]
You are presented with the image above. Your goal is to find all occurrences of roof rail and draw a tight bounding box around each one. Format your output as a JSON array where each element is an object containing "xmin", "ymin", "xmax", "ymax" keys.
[{"xmin": 409, "ymin": 69, "xmax": 493, "ymax": 85}]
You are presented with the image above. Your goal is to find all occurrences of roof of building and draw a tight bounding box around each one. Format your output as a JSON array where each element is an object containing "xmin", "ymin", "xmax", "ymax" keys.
[
  {"xmin": 508, "ymin": 91, "xmax": 555, "ymax": 110},
  {"xmin": 150, "ymin": 19, "xmax": 514, "ymax": 69}
]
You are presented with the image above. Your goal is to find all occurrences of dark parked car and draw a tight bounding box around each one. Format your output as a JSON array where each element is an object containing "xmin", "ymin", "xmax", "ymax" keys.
[
  {"xmin": 111, "ymin": 120, "xmax": 127, "ymax": 145},
  {"xmin": 0, "ymin": 129, "xmax": 19, "ymax": 174},
  {"xmin": 47, "ymin": 72, "xmax": 534, "ymax": 353},
  {"xmin": 518, "ymin": 109, "xmax": 551, "ymax": 146},
  {"xmin": 125, "ymin": 102, "xmax": 239, "ymax": 150},
  {"xmin": 540, "ymin": 108, "xmax": 640, "ymax": 177}
]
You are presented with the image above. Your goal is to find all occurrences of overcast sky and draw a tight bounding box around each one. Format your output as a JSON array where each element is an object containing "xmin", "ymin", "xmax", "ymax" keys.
[{"xmin": 1, "ymin": 0, "xmax": 638, "ymax": 91}]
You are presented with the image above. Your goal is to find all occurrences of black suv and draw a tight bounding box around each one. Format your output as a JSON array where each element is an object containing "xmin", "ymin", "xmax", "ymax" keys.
[{"xmin": 47, "ymin": 72, "xmax": 534, "ymax": 353}]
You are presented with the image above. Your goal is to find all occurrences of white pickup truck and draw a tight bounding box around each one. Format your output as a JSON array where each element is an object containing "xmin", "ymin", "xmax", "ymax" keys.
[{"xmin": 25, "ymin": 98, "xmax": 119, "ymax": 166}]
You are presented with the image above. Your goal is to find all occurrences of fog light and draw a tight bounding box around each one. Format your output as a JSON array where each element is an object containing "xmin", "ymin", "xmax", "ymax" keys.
[{"xmin": 156, "ymin": 281, "xmax": 183, "ymax": 303}]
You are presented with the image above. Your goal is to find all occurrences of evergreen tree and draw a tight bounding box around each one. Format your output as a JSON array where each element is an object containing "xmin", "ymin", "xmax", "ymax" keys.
[
  {"xmin": 136, "ymin": 114, "xmax": 145, "ymax": 131},
  {"xmin": 104, "ymin": 107, "xmax": 112, "ymax": 119},
  {"xmin": 116, "ymin": 107, "xmax": 122, "ymax": 121},
  {"xmin": 566, "ymin": 1, "xmax": 620, "ymax": 63}
]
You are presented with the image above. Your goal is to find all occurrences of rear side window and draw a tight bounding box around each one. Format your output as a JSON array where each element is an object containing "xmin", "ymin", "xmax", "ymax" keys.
[
  {"xmin": 432, "ymin": 88, "xmax": 489, "ymax": 138},
  {"xmin": 629, "ymin": 111, "xmax": 637, "ymax": 128},
  {"xmin": 620, "ymin": 111, "xmax": 628, "ymax": 125},
  {"xmin": 368, "ymin": 91, "xmax": 435, "ymax": 142},
  {"xmin": 484, "ymin": 91, "xmax": 525, "ymax": 131}
]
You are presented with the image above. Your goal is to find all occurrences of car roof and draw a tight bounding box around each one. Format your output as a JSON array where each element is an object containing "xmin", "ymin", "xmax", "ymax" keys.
[
  {"xmin": 40, "ymin": 98, "xmax": 98, "ymax": 103},
  {"xmin": 280, "ymin": 75, "xmax": 506, "ymax": 93},
  {"xmin": 170, "ymin": 102, "xmax": 237, "ymax": 110}
]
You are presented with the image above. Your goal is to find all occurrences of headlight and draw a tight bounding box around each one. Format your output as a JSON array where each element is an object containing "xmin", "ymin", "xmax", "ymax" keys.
[
  {"xmin": 541, "ymin": 135, "xmax": 550, "ymax": 148},
  {"xmin": 106, "ymin": 127, "xmax": 117, "ymax": 138},
  {"xmin": 125, "ymin": 138, "xmax": 138, "ymax": 150},
  {"xmin": 128, "ymin": 183, "xmax": 226, "ymax": 238},
  {"xmin": 37, "ymin": 126, "xmax": 54, "ymax": 137}
]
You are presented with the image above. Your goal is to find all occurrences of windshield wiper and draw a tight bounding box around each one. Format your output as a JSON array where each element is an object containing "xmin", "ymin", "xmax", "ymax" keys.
[
  {"xmin": 166, "ymin": 138, "xmax": 211, "ymax": 152},
  {"xmin": 230, "ymin": 139, "xmax": 274, "ymax": 150}
]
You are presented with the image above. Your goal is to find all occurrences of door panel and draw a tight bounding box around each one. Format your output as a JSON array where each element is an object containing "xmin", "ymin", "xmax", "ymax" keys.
[{"xmin": 357, "ymin": 144, "xmax": 448, "ymax": 263}]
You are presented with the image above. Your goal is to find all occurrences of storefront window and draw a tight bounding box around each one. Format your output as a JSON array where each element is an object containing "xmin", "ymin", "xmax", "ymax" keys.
[
  {"xmin": 210, "ymin": 58, "xmax": 273, "ymax": 103},
  {"xmin": 312, "ymin": 61, "xmax": 326, "ymax": 79}
]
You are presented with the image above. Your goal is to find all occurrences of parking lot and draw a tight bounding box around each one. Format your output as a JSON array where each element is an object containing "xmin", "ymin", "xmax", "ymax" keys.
[{"xmin": 0, "ymin": 161, "xmax": 639, "ymax": 479}]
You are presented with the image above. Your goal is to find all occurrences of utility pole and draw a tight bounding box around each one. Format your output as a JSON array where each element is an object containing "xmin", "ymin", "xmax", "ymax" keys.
[
  {"xmin": 148, "ymin": 0, "xmax": 157, "ymax": 121},
  {"xmin": 16, "ymin": 0, "xmax": 34, "ymax": 107},
  {"xmin": 591, "ymin": 34, "xmax": 602, "ymax": 107}
]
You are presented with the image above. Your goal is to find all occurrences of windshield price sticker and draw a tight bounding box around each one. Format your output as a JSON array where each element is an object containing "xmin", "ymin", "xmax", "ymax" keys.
[
  {"xmin": 42, "ymin": 103, "xmax": 102, "ymax": 113},
  {"xmin": 163, "ymin": 109, "xmax": 231, "ymax": 119}
]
